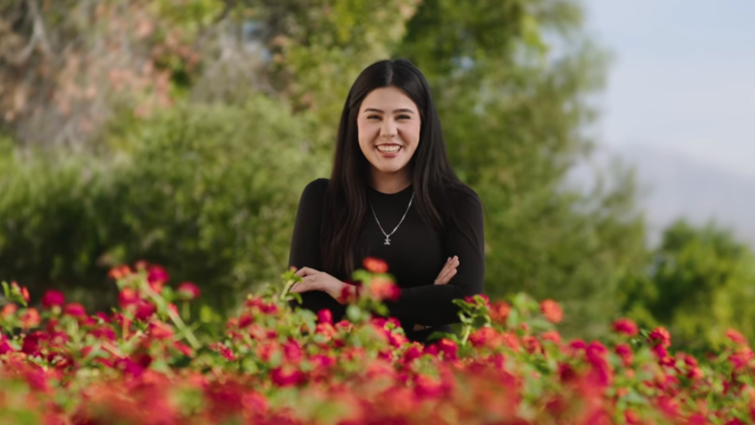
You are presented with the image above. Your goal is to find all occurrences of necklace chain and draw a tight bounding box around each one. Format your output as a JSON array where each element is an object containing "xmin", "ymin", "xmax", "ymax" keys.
[{"xmin": 370, "ymin": 192, "xmax": 415, "ymax": 246}]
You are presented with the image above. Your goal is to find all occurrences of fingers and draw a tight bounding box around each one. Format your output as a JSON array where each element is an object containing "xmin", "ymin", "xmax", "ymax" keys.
[
  {"xmin": 435, "ymin": 256, "xmax": 459, "ymax": 285},
  {"xmin": 290, "ymin": 274, "xmax": 321, "ymax": 293},
  {"xmin": 290, "ymin": 281, "xmax": 313, "ymax": 293},
  {"xmin": 294, "ymin": 267, "xmax": 318, "ymax": 277}
]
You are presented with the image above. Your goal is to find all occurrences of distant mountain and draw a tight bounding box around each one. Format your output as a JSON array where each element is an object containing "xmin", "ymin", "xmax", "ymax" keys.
[{"xmin": 571, "ymin": 144, "xmax": 755, "ymax": 249}]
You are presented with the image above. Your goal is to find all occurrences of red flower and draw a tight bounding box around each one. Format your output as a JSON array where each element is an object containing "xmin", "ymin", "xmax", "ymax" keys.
[
  {"xmin": 363, "ymin": 257, "xmax": 389, "ymax": 274},
  {"xmin": 317, "ymin": 309, "xmax": 333, "ymax": 325},
  {"xmin": 489, "ymin": 301, "xmax": 511, "ymax": 324},
  {"xmin": 522, "ymin": 335, "xmax": 543, "ymax": 354},
  {"xmin": 63, "ymin": 303, "xmax": 87, "ymax": 318},
  {"xmin": 118, "ymin": 288, "xmax": 140, "ymax": 309},
  {"xmin": 1, "ymin": 303, "xmax": 17, "ymax": 318},
  {"xmin": 540, "ymin": 299, "xmax": 563, "ymax": 324},
  {"xmin": 21, "ymin": 331, "xmax": 43, "ymax": 356},
  {"xmin": 12, "ymin": 282, "xmax": 30, "ymax": 303},
  {"xmin": 0, "ymin": 335, "xmax": 14, "ymax": 355},
  {"xmin": 568, "ymin": 339, "xmax": 586, "ymax": 352},
  {"xmin": 540, "ymin": 330, "xmax": 562, "ymax": 345},
  {"xmin": 612, "ymin": 318, "xmax": 639, "ymax": 336},
  {"xmin": 368, "ymin": 277, "xmax": 401, "ymax": 301},
  {"xmin": 210, "ymin": 342, "xmax": 236, "ymax": 361},
  {"xmin": 271, "ymin": 366, "xmax": 305, "ymax": 387},
  {"xmin": 615, "ymin": 343, "xmax": 633, "ymax": 367},
  {"xmin": 108, "ymin": 264, "xmax": 132, "ymax": 280},
  {"xmin": 147, "ymin": 265, "xmax": 169, "ymax": 292},
  {"xmin": 726, "ymin": 328, "xmax": 748, "ymax": 345},
  {"xmin": 436, "ymin": 338, "xmax": 458, "ymax": 360},
  {"xmin": 148, "ymin": 321, "xmax": 174, "ymax": 339},
  {"xmin": 41, "ymin": 290, "xmax": 65, "ymax": 309},
  {"xmin": 176, "ymin": 282, "xmax": 201, "ymax": 301},
  {"xmin": 173, "ymin": 341, "xmax": 194, "ymax": 357},
  {"xmin": 469, "ymin": 327, "xmax": 497, "ymax": 348},
  {"xmin": 134, "ymin": 300, "xmax": 156, "ymax": 321},
  {"xmin": 649, "ymin": 327, "xmax": 671, "ymax": 348},
  {"xmin": 728, "ymin": 346, "xmax": 754, "ymax": 371},
  {"xmin": 20, "ymin": 308, "xmax": 41, "ymax": 329}
]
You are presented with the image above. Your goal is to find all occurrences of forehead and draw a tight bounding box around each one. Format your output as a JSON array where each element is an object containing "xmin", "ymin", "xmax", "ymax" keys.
[{"xmin": 360, "ymin": 86, "xmax": 418, "ymax": 111}]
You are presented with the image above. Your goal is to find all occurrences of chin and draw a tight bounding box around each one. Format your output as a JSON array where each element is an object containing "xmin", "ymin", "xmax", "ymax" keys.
[{"xmin": 374, "ymin": 164, "xmax": 408, "ymax": 174}]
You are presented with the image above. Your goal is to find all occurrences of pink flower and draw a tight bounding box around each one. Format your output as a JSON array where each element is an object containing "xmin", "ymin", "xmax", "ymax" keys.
[
  {"xmin": 436, "ymin": 338, "xmax": 458, "ymax": 360},
  {"xmin": 0, "ymin": 335, "xmax": 14, "ymax": 355},
  {"xmin": 540, "ymin": 299, "xmax": 563, "ymax": 324},
  {"xmin": 118, "ymin": 288, "xmax": 140, "ymax": 309},
  {"xmin": 615, "ymin": 343, "xmax": 633, "ymax": 367},
  {"xmin": 463, "ymin": 294, "xmax": 490, "ymax": 305},
  {"xmin": 41, "ymin": 290, "xmax": 65, "ymax": 309},
  {"xmin": 726, "ymin": 328, "xmax": 748, "ymax": 345},
  {"xmin": 148, "ymin": 321, "xmax": 174, "ymax": 339},
  {"xmin": 317, "ymin": 309, "xmax": 333, "ymax": 325},
  {"xmin": 271, "ymin": 366, "xmax": 305, "ymax": 387},
  {"xmin": 134, "ymin": 300, "xmax": 156, "ymax": 321},
  {"xmin": 63, "ymin": 303, "xmax": 87, "ymax": 318},
  {"xmin": 728, "ymin": 346, "xmax": 754, "ymax": 371},
  {"xmin": 612, "ymin": 318, "xmax": 639, "ymax": 336},
  {"xmin": 403, "ymin": 344, "xmax": 423, "ymax": 363},
  {"xmin": 210, "ymin": 342, "xmax": 236, "ymax": 361},
  {"xmin": 147, "ymin": 265, "xmax": 169, "ymax": 292},
  {"xmin": 649, "ymin": 327, "xmax": 671, "ymax": 348},
  {"xmin": 176, "ymin": 282, "xmax": 201, "ymax": 301}
]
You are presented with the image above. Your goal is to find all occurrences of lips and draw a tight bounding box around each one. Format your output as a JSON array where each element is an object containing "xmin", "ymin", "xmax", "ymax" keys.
[{"xmin": 376, "ymin": 144, "xmax": 402, "ymax": 154}]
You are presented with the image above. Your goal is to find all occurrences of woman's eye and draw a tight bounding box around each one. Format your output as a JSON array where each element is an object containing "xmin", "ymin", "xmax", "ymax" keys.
[
  {"xmin": 367, "ymin": 115, "xmax": 381, "ymax": 120},
  {"xmin": 397, "ymin": 115, "xmax": 411, "ymax": 120}
]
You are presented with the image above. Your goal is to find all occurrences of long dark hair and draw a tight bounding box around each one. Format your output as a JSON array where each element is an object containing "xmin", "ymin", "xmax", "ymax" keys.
[{"xmin": 321, "ymin": 59, "xmax": 467, "ymax": 277}]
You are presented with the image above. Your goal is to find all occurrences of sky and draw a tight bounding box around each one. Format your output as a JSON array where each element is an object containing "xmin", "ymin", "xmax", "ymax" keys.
[{"xmin": 582, "ymin": 0, "xmax": 755, "ymax": 179}]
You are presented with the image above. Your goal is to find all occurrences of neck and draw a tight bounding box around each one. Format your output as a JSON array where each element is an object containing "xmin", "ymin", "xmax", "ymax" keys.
[{"xmin": 369, "ymin": 168, "xmax": 412, "ymax": 194}]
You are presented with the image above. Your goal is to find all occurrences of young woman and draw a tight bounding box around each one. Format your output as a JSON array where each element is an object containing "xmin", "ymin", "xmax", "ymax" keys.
[{"xmin": 287, "ymin": 59, "xmax": 485, "ymax": 343}]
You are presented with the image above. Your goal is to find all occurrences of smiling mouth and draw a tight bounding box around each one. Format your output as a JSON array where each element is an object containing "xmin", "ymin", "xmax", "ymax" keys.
[{"xmin": 376, "ymin": 144, "xmax": 402, "ymax": 153}]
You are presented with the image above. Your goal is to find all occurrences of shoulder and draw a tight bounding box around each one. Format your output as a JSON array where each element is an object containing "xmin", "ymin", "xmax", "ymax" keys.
[
  {"xmin": 297, "ymin": 178, "xmax": 330, "ymax": 207},
  {"xmin": 301, "ymin": 178, "xmax": 329, "ymax": 196},
  {"xmin": 445, "ymin": 182, "xmax": 483, "ymax": 211}
]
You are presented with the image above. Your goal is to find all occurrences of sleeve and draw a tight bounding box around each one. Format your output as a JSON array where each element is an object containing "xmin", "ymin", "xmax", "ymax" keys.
[
  {"xmin": 384, "ymin": 187, "xmax": 486, "ymax": 326},
  {"xmin": 287, "ymin": 178, "xmax": 344, "ymax": 315}
]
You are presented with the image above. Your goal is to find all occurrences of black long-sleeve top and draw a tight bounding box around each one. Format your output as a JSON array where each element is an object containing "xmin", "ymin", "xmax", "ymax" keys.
[{"xmin": 288, "ymin": 178, "xmax": 485, "ymax": 341}]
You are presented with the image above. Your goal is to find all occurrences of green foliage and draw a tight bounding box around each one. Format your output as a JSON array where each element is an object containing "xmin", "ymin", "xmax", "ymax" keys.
[
  {"xmin": 396, "ymin": 0, "xmax": 647, "ymax": 337},
  {"xmin": 622, "ymin": 220, "xmax": 755, "ymax": 350},
  {"xmin": 0, "ymin": 96, "xmax": 329, "ymax": 311}
]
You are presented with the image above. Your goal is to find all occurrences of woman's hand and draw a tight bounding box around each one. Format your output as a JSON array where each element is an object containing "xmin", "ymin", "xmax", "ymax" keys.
[
  {"xmin": 434, "ymin": 256, "xmax": 459, "ymax": 285},
  {"xmin": 290, "ymin": 267, "xmax": 347, "ymax": 303},
  {"xmin": 414, "ymin": 256, "xmax": 459, "ymax": 331}
]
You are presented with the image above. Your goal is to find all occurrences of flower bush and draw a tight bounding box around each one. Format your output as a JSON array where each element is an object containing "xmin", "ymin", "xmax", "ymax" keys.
[{"xmin": 2, "ymin": 259, "xmax": 755, "ymax": 425}]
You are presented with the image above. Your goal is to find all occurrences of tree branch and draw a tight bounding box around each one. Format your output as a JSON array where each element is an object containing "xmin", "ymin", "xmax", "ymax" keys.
[{"xmin": 8, "ymin": 0, "xmax": 52, "ymax": 65}]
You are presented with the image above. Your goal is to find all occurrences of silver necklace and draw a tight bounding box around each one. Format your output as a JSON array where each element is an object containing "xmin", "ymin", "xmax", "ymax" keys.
[{"xmin": 369, "ymin": 192, "xmax": 415, "ymax": 246}]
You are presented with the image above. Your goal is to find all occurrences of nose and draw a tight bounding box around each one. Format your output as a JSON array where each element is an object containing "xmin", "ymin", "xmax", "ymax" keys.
[{"xmin": 380, "ymin": 120, "xmax": 397, "ymax": 139}]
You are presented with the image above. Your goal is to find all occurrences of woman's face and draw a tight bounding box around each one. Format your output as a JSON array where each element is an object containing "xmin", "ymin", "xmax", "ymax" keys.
[{"xmin": 357, "ymin": 86, "xmax": 421, "ymax": 178}]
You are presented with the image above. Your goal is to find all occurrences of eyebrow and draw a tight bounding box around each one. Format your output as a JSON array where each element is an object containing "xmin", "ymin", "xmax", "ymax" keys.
[{"xmin": 363, "ymin": 108, "xmax": 415, "ymax": 114}]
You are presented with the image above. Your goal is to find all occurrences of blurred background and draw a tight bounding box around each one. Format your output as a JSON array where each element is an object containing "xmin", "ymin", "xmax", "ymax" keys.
[{"xmin": 0, "ymin": 0, "xmax": 752, "ymax": 351}]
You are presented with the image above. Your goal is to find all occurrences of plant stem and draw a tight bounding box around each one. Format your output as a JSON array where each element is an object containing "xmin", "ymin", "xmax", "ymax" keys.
[{"xmin": 461, "ymin": 324, "xmax": 472, "ymax": 345}]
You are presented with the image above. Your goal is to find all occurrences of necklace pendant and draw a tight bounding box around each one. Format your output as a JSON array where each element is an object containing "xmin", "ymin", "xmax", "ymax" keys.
[{"xmin": 384, "ymin": 236, "xmax": 391, "ymax": 245}]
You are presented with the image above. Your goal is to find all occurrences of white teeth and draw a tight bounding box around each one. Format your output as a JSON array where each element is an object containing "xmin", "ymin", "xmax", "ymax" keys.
[{"xmin": 377, "ymin": 145, "xmax": 401, "ymax": 153}]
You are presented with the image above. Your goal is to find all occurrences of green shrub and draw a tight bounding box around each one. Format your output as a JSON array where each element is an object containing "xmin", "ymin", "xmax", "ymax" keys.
[{"xmin": 0, "ymin": 96, "xmax": 330, "ymax": 311}]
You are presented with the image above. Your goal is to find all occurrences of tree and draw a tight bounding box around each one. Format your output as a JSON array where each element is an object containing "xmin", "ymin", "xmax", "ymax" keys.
[
  {"xmin": 394, "ymin": 0, "xmax": 647, "ymax": 337},
  {"xmin": 621, "ymin": 220, "xmax": 755, "ymax": 350}
]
